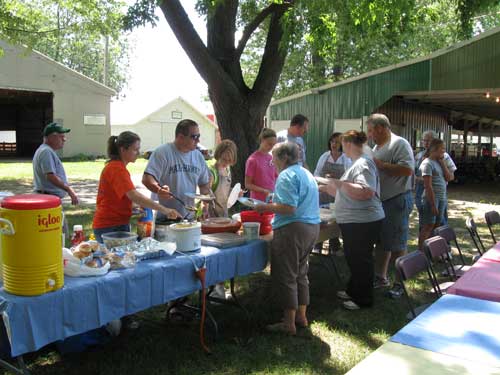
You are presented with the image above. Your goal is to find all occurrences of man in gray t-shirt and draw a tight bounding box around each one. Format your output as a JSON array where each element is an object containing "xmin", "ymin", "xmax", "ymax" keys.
[
  {"xmin": 276, "ymin": 114, "xmax": 309, "ymax": 169},
  {"xmin": 33, "ymin": 122, "xmax": 79, "ymax": 205},
  {"xmin": 368, "ymin": 114, "xmax": 414, "ymax": 296},
  {"xmin": 372, "ymin": 133, "xmax": 414, "ymax": 201},
  {"xmin": 142, "ymin": 119, "xmax": 210, "ymax": 219}
]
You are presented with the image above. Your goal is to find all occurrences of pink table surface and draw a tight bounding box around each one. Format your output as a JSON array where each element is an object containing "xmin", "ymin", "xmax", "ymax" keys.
[
  {"xmin": 447, "ymin": 257, "xmax": 500, "ymax": 302},
  {"xmin": 480, "ymin": 246, "xmax": 500, "ymax": 263}
]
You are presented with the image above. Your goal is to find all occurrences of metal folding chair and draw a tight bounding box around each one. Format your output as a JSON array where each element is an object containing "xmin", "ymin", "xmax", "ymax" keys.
[
  {"xmin": 423, "ymin": 235, "xmax": 458, "ymax": 293},
  {"xmin": 465, "ymin": 217, "xmax": 485, "ymax": 262},
  {"xmin": 485, "ymin": 210, "xmax": 500, "ymax": 244},
  {"xmin": 434, "ymin": 225, "xmax": 467, "ymax": 264},
  {"xmin": 395, "ymin": 251, "xmax": 442, "ymax": 319},
  {"xmin": 434, "ymin": 225, "xmax": 470, "ymax": 276}
]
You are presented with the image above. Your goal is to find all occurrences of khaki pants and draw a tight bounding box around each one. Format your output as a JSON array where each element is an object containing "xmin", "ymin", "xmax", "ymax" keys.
[{"xmin": 271, "ymin": 222, "xmax": 319, "ymax": 310}]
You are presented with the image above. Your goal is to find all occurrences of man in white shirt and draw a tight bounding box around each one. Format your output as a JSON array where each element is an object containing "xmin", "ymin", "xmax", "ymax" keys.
[{"xmin": 276, "ymin": 114, "xmax": 310, "ymax": 169}]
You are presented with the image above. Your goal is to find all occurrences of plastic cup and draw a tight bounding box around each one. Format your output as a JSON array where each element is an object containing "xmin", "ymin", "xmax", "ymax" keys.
[{"xmin": 243, "ymin": 222, "xmax": 260, "ymax": 240}]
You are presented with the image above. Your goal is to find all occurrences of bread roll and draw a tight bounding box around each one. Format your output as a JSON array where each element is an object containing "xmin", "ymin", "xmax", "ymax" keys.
[
  {"xmin": 77, "ymin": 242, "xmax": 92, "ymax": 254},
  {"xmin": 72, "ymin": 250, "xmax": 88, "ymax": 259},
  {"xmin": 89, "ymin": 241, "xmax": 100, "ymax": 252}
]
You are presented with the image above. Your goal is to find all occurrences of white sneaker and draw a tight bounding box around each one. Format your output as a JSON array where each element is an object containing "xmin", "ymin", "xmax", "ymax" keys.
[
  {"xmin": 211, "ymin": 283, "xmax": 227, "ymax": 300},
  {"xmin": 343, "ymin": 300, "xmax": 361, "ymax": 310},
  {"xmin": 336, "ymin": 291, "xmax": 351, "ymax": 300},
  {"xmin": 105, "ymin": 319, "xmax": 122, "ymax": 336}
]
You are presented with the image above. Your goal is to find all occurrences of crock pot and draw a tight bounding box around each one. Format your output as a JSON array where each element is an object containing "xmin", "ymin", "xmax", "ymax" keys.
[
  {"xmin": 169, "ymin": 221, "xmax": 201, "ymax": 252},
  {"xmin": 154, "ymin": 218, "xmax": 182, "ymax": 242}
]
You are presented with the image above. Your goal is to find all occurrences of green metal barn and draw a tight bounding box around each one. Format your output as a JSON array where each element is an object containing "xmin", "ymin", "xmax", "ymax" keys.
[{"xmin": 268, "ymin": 26, "xmax": 500, "ymax": 169}]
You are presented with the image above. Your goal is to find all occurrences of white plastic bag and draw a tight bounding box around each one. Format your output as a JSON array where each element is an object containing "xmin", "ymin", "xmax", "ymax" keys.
[{"xmin": 63, "ymin": 248, "xmax": 110, "ymax": 277}]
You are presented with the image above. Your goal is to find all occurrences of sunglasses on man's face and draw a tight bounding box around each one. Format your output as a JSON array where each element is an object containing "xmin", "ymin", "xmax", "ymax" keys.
[{"xmin": 189, "ymin": 133, "xmax": 201, "ymax": 140}]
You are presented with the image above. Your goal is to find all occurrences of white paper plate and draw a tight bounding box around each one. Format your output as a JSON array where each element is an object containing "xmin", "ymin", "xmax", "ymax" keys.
[
  {"xmin": 227, "ymin": 183, "xmax": 241, "ymax": 209},
  {"xmin": 238, "ymin": 197, "xmax": 265, "ymax": 208}
]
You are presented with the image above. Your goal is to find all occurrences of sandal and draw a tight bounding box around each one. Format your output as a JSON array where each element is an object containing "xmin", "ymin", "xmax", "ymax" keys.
[{"xmin": 266, "ymin": 322, "xmax": 296, "ymax": 335}]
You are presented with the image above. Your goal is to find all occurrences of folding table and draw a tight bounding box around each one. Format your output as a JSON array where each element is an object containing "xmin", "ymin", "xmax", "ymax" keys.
[
  {"xmin": 391, "ymin": 294, "xmax": 500, "ymax": 367},
  {"xmin": 0, "ymin": 240, "xmax": 268, "ymax": 373},
  {"xmin": 447, "ymin": 256, "xmax": 500, "ymax": 302},
  {"xmin": 346, "ymin": 341, "xmax": 500, "ymax": 375}
]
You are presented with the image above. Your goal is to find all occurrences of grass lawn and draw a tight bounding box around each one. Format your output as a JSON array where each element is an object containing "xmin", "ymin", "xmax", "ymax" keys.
[{"xmin": 0, "ymin": 161, "xmax": 499, "ymax": 374}]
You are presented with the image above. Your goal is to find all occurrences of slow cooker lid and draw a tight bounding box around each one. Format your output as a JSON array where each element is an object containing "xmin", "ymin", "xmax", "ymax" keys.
[
  {"xmin": 1, "ymin": 194, "xmax": 61, "ymax": 210},
  {"xmin": 170, "ymin": 221, "xmax": 201, "ymax": 231}
]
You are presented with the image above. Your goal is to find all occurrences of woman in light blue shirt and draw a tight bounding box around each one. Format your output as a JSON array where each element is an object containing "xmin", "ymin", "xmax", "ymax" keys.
[
  {"xmin": 255, "ymin": 142, "xmax": 320, "ymax": 335},
  {"xmin": 320, "ymin": 130, "xmax": 384, "ymax": 310}
]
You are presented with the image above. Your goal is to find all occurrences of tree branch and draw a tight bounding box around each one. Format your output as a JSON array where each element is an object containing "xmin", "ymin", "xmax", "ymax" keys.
[
  {"xmin": 249, "ymin": 3, "xmax": 291, "ymax": 110},
  {"xmin": 159, "ymin": 0, "xmax": 241, "ymax": 100},
  {"xmin": 235, "ymin": 3, "xmax": 281, "ymax": 59}
]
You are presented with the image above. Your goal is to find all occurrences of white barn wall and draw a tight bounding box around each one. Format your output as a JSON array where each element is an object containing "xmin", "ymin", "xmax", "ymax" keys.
[
  {"xmin": 112, "ymin": 97, "xmax": 217, "ymax": 152},
  {"xmin": 0, "ymin": 41, "xmax": 114, "ymax": 157}
]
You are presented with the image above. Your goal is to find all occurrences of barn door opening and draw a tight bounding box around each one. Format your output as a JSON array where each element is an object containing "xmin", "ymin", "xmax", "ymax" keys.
[{"xmin": 0, "ymin": 88, "xmax": 53, "ymax": 158}]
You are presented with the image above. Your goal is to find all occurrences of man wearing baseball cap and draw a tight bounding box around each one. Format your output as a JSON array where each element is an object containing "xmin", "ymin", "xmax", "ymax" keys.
[{"xmin": 32, "ymin": 122, "xmax": 79, "ymax": 205}]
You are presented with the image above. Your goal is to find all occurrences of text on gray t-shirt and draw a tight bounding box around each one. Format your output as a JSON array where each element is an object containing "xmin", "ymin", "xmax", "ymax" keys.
[{"xmin": 144, "ymin": 143, "xmax": 210, "ymax": 217}]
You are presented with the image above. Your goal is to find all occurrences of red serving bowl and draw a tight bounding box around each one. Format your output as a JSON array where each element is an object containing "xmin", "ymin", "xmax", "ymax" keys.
[
  {"xmin": 201, "ymin": 217, "xmax": 241, "ymax": 234},
  {"xmin": 240, "ymin": 210, "xmax": 274, "ymax": 234}
]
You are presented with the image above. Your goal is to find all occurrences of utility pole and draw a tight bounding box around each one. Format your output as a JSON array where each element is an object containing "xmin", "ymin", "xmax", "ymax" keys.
[{"xmin": 103, "ymin": 35, "xmax": 109, "ymax": 86}]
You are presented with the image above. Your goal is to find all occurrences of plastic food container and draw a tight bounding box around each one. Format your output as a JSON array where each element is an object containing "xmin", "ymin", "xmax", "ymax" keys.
[
  {"xmin": 102, "ymin": 231, "xmax": 138, "ymax": 249},
  {"xmin": 169, "ymin": 221, "xmax": 201, "ymax": 252},
  {"xmin": 242, "ymin": 222, "xmax": 260, "ymax": 240},
  {"xmin": 240, "ymin": 210, "xmax": 274, "ymax": 235}
]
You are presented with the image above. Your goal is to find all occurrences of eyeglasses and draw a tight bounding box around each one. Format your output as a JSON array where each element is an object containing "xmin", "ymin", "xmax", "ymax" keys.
[{"xmin": 189, "ymin": 134, "xmax": 201, "ymax": 140}]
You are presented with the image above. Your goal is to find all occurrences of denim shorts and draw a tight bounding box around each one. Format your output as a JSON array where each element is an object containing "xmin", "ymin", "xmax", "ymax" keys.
[
  {"xmin": 379, "ymin": 191, "xmax": 413, "ymax": 252},
  {"xmin": 420, "ymin": 197, "xmax": 446, "ymax": 226}
]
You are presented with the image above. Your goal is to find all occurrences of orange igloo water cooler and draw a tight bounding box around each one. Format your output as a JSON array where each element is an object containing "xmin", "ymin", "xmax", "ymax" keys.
[{"xmin": 0, "ymin": 194, "xmax": 64, "ymax": 296}]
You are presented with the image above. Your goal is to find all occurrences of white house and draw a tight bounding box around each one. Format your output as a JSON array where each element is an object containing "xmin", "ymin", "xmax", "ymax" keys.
[
  {"xmin": 111, "ymin": 97, "xmax": 218, "ymax": 152},
  {"xmin": 0, "ymin": 40, "xmax": 115, "ymax": 158}
]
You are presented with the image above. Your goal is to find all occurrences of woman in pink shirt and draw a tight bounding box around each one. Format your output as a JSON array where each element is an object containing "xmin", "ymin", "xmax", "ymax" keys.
[{"xmin": 245, "ymin": 128, "xmax": 278, "ymax": 201}]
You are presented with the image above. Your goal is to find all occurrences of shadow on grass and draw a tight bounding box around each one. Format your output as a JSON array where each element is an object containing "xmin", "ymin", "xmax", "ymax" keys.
[{"xmin": 27, "ymin": 270, "xmax": 340, "ymax": 375}]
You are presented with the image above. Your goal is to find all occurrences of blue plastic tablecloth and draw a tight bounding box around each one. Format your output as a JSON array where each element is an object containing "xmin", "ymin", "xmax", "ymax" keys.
[
  {"xmin": 391, "ymin": 294, "xmax": 500, "ymax": 367},
  {"xmin": 0, "ymin": 240, "xmax": 268, "ymax": 357}
]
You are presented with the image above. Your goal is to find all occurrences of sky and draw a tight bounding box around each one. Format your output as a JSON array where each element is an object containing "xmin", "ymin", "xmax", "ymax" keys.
[{"xmin": 111, "ymin": 2, "xmax": 211, "ymax": 125}]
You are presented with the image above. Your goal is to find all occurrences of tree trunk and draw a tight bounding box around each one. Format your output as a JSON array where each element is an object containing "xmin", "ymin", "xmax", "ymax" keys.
[
  {"xmin": 210, "ymin": 90, "xmax": 264, "ymax": 184},
  {"xmin": 159, "ymin": 0, "xmax": 291, "ymax": 184}
]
